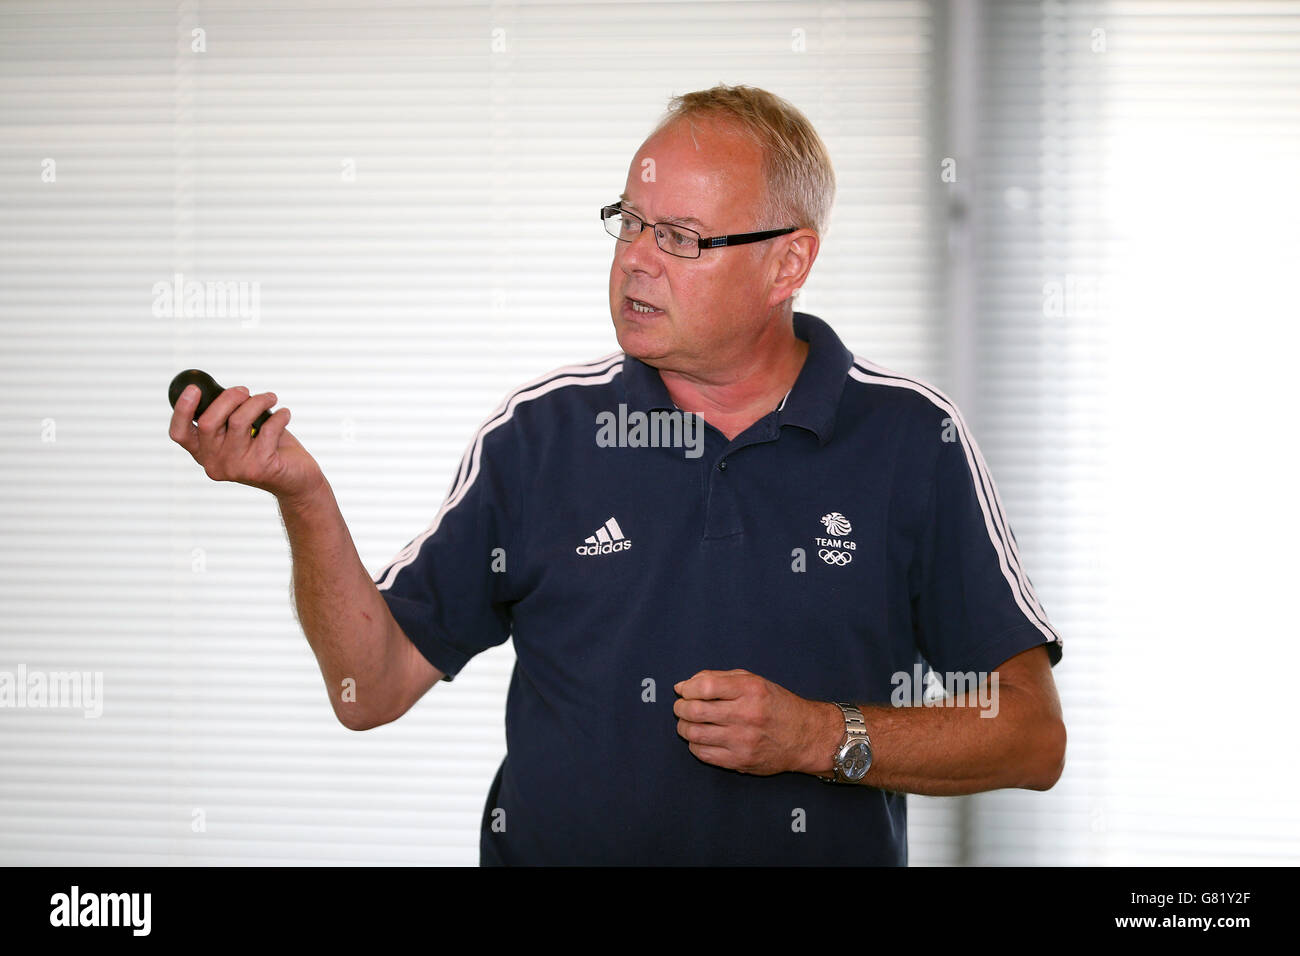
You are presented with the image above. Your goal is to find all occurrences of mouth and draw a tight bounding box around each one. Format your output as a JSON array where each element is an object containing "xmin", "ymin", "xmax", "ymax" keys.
[{"xmin": 622, "ymin": 296, "xmax": 665, "ymax": 318}]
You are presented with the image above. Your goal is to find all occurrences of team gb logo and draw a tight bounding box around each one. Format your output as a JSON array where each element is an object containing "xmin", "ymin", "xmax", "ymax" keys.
[
  {"xmin": 820, "ymin": 512, "xmax": 852, "ymax": 536},
  {"xmin": 816, "ymin": 512, "xmax": 856, "ymax": 566}
]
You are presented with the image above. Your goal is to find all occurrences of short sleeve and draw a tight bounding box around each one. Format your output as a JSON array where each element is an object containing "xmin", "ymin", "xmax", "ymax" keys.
[
  {"xmin": 908, "ymin": 409, "xmax": 1063, "ymax": 676},
  {"xmin": 372, "ymin": 420, "xmax": 521, "ymax": 682}
]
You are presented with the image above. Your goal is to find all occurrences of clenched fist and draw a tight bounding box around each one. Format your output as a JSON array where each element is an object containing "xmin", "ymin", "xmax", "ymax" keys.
[
  {"xmin": 673, "ymin": 668, "xmax": 840, "ymax": 777},
  {"xmin": 168, "ymin": 383, "xmax": 324, "ymax": 505}
]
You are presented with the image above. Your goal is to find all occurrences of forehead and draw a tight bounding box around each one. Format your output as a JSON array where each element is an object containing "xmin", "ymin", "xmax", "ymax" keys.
[{"xmin": 622, "ymin": 118, "xmax": 765, "ymax": 228}]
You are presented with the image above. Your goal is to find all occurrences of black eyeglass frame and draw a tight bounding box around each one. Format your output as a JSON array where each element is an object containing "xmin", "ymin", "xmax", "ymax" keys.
[{"xmin": 600, "ymin": 203, "xmax": 798, "ymax": 259}]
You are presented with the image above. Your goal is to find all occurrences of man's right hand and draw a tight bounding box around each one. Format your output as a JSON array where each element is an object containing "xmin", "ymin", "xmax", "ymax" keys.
[{"xmin": 168, "ymin": 383, "xmax": 325, "ymax": 505}]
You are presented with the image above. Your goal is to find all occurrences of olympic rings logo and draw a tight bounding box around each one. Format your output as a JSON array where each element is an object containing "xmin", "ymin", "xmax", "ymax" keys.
[{"xmin": 819, "ymin": 548, "xmax": 852, "ymax": 566}]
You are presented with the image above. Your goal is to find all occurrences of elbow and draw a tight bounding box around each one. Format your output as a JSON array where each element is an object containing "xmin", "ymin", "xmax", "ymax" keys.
[
  {"xmin": 336, "ymin": 706, "xmax": 374, "ymax": 731},
  {"xmin": 1024, "ymin": 717, "xmax": 1067, "ymax": 791},
  {"xmin": 334, "ymin": 702, "xmax": 391, "ymax": 732}
]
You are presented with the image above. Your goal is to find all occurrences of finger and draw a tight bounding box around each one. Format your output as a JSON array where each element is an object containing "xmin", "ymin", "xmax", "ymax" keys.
[
  {"xmin": 675, "ymin": 671, "xmax": 718, "ymax": 697},
  {"xmin": 168, "ymin": 384, "xmax": 201, "ymax": 455},
  {"xmin": 675, "ymin": 672, "xmax": 746, "ymax": 701},
  {"xmin": 195, "ymin": 385, "xmax": 249, "ymax": 459},
  {"xmin": 226, "ymin": 391, "xmax": 278, "ymax": 452},
  {"xmin": 251, "ymin": 405, "xmax": 291, "ymax": 452},
  {"xmin": 676, "ymin": 718, "xmax": 730, "ymax": 748},
  {"xmin": 673, "ymin": 697, "xmax": 740, "ymax": 724},
  {"xmin": 687, "ymin": 743, "xmax": 735, "ymax": 769}
]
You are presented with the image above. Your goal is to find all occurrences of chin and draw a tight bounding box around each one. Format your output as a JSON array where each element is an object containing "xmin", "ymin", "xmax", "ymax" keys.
[{"xmin": 612, "ymin": 321, "xmax": 667, "ymax": 363}]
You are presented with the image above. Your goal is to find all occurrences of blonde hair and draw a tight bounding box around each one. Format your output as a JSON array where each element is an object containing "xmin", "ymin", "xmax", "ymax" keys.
[{"xmin": 649, "ymin": 84, "xmax": 836, "ymax": 237}]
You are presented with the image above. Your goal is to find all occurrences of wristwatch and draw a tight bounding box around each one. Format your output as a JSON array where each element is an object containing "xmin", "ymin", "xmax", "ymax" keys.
[{"xmin": 822, "ymin": 702, "xmax": 872, "ymax": 784}]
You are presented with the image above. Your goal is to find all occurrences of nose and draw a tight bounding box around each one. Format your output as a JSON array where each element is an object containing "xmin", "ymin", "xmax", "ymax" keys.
[{"xmin": 618, "ymin": 224, "xmax": 663, "ymax": 274}]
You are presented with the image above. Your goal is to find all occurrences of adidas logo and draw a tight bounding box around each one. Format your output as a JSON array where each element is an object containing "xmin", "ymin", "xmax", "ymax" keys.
[{"xmin": 575, "ymin": 517, "xmax": 632, "ymax": 556}]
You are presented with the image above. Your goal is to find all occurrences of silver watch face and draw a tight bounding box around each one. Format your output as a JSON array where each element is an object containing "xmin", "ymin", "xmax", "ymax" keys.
[{"xmin": 840, "ymin": 739, "xmax": 872, "ymax": 780}]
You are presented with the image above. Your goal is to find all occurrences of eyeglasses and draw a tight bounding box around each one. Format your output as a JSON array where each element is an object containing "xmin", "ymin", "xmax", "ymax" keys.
[{"xmin": 600, "ymin": 203, "xmax": 797, "ymax": 259}]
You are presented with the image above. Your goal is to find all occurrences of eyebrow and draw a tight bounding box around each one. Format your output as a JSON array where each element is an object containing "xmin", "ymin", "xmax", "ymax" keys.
[{"xmin": 618, "ymin": 193, "xmax": 707, "ymax": 231}]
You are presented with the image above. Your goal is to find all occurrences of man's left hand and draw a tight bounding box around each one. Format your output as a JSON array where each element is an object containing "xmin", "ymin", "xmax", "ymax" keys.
[{"xmin": 673, "ymin": 669, "xmax": 839, "ymax": 776}]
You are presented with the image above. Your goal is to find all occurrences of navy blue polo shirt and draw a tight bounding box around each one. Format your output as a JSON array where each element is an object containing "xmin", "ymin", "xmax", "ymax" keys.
[{"xmin": 373, "ymin": 312, "xmax": 1063, "ymax": 866}]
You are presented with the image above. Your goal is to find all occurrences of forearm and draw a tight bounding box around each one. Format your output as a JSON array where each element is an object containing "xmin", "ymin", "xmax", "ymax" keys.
[
  {"xmin": 277, "ymin": 477, "xmax": 401, "ymax": 728},
  {"xmin": 801, "ymin": 685, "xmax": 1065, "ymax": 795}
]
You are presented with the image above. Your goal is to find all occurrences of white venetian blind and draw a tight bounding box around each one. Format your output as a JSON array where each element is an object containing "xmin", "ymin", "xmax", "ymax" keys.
[
  {"xmin": 0, "ymin": 0, "xmax": 957, "ymax": 864},
  {"xmin": 965, "ymin": 0, "xmax": 1300, "ymax": 864}
]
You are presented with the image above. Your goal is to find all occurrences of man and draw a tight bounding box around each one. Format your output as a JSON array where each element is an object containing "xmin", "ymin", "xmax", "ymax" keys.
[{"xmin": 168, "ymin": 84, "xmax": 1064, "ymax": 866}]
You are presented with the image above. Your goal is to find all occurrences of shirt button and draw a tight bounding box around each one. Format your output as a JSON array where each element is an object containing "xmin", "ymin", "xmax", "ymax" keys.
[{"xmin": 718, "ymin": 460, "xmax": 728, "ymax": 472}]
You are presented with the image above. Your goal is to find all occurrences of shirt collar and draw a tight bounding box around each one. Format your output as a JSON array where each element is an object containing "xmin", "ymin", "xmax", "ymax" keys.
[
  {"xmin": 779, "ymin": 311, "xmax": 853, "ymax": 444},
  {"xmin": 620, "ymin": 311, "xmax": 853, "ymax": 445}
]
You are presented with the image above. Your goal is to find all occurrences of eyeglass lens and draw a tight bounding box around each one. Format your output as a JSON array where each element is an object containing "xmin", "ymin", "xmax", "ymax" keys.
[{"xmin": 604, "ymin": 208, "xmax": 699, "ymax": 258}]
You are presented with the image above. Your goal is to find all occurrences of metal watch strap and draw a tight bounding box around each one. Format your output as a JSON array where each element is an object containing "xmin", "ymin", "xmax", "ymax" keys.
[{"xmin": 821, "ymin": 701, "xmax": 869, "ymax": 783}]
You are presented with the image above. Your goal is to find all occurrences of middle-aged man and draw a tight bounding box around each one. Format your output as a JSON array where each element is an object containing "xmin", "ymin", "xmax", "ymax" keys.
[{"xmin": 169, "ymin": 84, "xmax": 1065, "ymax": 866}]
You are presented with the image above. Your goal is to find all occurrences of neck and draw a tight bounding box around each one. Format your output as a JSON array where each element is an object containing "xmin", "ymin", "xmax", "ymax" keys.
[{"xmin": 659, "ymin": 316, "xmax": 810, "ymax": 442}]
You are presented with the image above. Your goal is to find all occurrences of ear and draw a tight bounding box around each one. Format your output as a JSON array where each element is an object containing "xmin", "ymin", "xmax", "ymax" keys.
[{"xmin": 766, "ymin": 229, "xmax": 820, "ymax": 309}]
